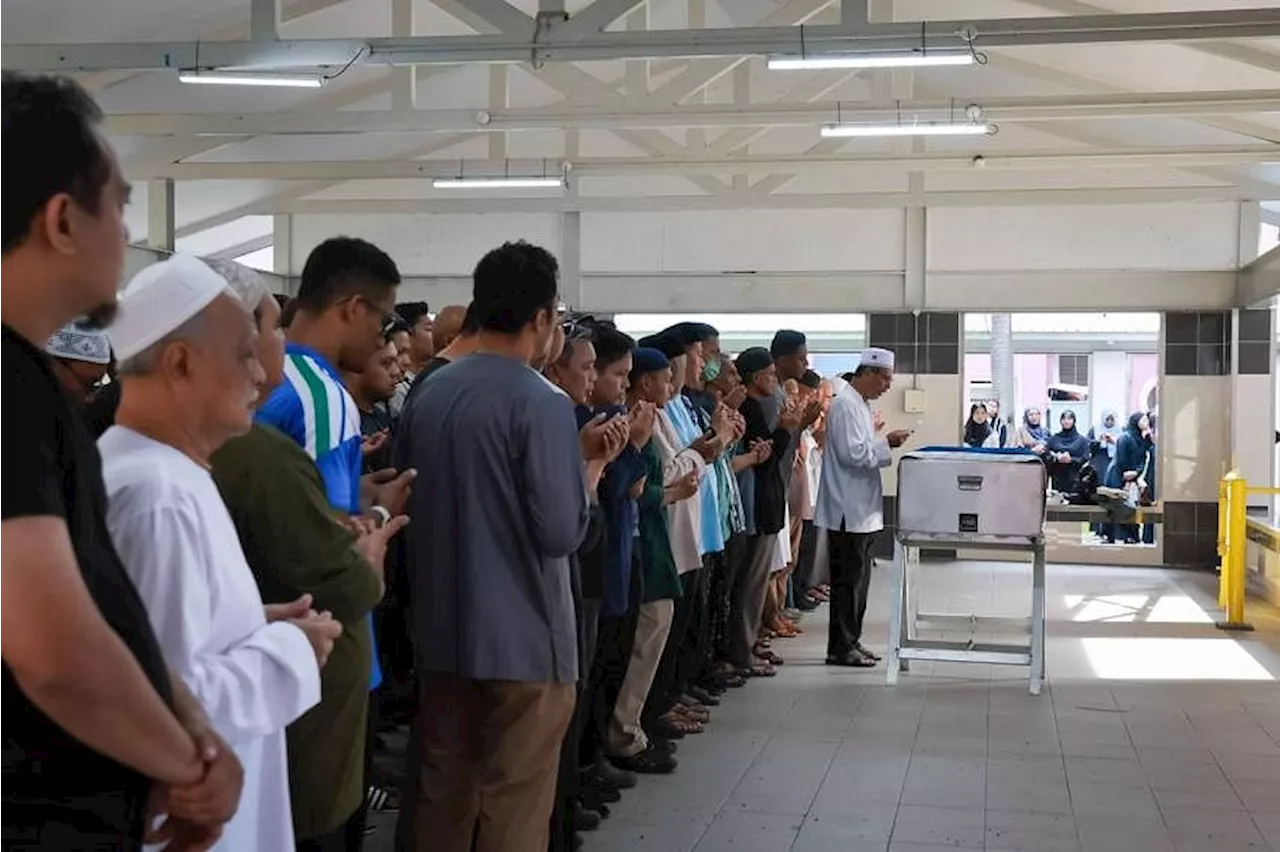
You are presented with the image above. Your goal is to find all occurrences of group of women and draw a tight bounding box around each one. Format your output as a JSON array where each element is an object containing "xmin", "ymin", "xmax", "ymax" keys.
[{"xmin": 963, "ymin": 401, "xmax": 1158, "ymax": 545}]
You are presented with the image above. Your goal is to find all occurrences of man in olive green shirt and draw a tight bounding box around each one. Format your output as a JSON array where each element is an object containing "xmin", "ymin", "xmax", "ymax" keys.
[{"xmin": 206, "ymin": 258, "xmax": 403, "ymax": 851}]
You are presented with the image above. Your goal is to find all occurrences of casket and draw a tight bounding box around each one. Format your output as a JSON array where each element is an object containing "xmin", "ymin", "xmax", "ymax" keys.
[{"xmin": 896, "ymin": 448, "xmax": 1048, "ymax": 541}]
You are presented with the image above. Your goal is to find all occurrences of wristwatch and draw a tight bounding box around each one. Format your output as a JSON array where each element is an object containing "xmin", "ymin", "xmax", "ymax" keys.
[{"xmin": 370, "ymin": 505, "xmax": 391, "ymax": 529}]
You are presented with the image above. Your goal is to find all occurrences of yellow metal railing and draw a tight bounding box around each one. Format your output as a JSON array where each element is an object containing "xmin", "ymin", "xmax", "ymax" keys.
[{"xmin": 1216, "ymin": 471, "xmax": 1280, "ymax": 632}]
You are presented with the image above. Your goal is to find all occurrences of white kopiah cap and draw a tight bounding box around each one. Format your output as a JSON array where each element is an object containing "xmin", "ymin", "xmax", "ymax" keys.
[
  {"xmin": 109, "ymin": 254, "xmax": 233, "ymax": 362},
  {"xmin": 47, "ymin": 322, "xmax": 112, "ymax": 364},
  {"xmin": 859, "ymin": 347, "xmax": 896, "ymax": 369}
]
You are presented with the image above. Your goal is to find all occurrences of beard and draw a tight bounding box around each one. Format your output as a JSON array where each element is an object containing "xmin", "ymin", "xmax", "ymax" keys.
[{"xmin": 78, "ymin": 300, "xmax": 119, "ymax": 330}]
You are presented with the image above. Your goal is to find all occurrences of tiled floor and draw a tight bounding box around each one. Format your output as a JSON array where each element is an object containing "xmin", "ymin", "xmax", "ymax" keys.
[{"xmin": 582, "ymin": 561, "xmax": 1280, "ymax": 852}]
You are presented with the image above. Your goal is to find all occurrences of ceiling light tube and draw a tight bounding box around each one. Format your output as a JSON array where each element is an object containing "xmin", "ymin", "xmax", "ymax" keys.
[
  {"xmin": 178, "ymin": 70, "xmax": 324, "ymax": 88},
  {"xmin": 768, "ymin": 52, "xmax": 974, "ymax": 71},
  {"xmin": 821, "ymin": 122, "xmax": 992, "ymax": 138},
  {"xmin": 432, "ymin": 177, "xmax": 565, "ymax": 189}
]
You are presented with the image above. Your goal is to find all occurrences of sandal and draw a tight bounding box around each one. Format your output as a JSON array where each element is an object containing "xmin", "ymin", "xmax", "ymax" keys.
[
  {"xmin": 659, "ymin": 711, "xmax": 704, "ymax": 734},
  {"xmin": 672, "ymin": 704, "xmax": 710, "ymax": 723},
  {"xmin": 754, "ymin": 645, "xmax": 785, "ymax": 666},
  {"xmin": 740, "ymin": 661, "xmax": 776, "ymax": 678}
]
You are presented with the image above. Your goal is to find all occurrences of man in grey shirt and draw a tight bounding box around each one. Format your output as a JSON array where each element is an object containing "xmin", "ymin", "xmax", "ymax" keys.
[{"xmin": 397, "ymin": 241, "xmax": 588, "ymax": 852}]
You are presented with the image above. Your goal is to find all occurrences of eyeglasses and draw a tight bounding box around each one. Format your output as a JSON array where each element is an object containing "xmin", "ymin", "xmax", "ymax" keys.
[{"xmin": 360, "ymin": 297, "xmax": 403, "ymax": 337}]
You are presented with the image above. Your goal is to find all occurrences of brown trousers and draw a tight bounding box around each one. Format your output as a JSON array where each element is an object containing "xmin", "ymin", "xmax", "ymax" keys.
[{"xmin": 400, "ymin": 673, "xmax": 575, "ymax": 852}]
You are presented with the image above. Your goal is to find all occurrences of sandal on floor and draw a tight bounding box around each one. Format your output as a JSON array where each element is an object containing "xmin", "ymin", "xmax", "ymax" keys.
[
  {"xmin": 740, "ymin": 661, "xmax": 776, "ymax": 678},
  {"xmin": 672, "ymin": 703, "xmax": 710, "ymax": 723},
  {"xmin": 754, "ymin": 647, "xmax": 785, "ymax": 666},
  {"xmin": 659, "ymin": 711, "xmax": 704, "ymax": 734}
]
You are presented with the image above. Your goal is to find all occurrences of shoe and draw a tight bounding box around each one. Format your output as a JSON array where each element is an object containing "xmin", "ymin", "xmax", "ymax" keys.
[
  {"xmin": 688, "ymin": 685, "xmax": 721, "ymax": 706},
  {"xmin": 580, "ymin": 783, "xmax": 621, "ymax": 806},
  {"xmin": 591, "ymin": 758, "xmax": 638, "ymax": 790},
  {"xmin": 569, "ymin": 800, "xmax": 602, "ymax": 832},
  {"xmin": 826, "ymin": 651, "xmax": 876, "ymax": 668},
  {"xmin": 648, "ymin": 717, "xmax": 688, "ymax": 740},
  {"xmin": 610, "ymin": 746, "xmax": 678, "ymax": 774},
  {"xmin": 855, "ymin": 643, "xmax": 883, "ymax": 662},
  {"xmin": 796, "ymin": 596, "xmax": 818, "ymax": 612},
  {"xmin": 570, "ymin": 831, "xmax": 585, "ymax": 851},
  {"xmin": 650, "ymin": 737, "xmax": 678, "ymax": 756}
]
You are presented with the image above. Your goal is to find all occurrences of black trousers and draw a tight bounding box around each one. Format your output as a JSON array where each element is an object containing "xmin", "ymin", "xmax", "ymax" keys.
[
  {"xmin": 549, "ymin": 596, "xmax": 601, "ymax": 852},
  {"xmin": 826, "ymin": 529, "xmax": 875, "ymax": 660},
  {"xmin": 674, "ymin": 563, "xmax": 712, "ymax": 699},
  {"xmin": 792, "ymin": 521, "xmax": 820, "ymax": 593}
]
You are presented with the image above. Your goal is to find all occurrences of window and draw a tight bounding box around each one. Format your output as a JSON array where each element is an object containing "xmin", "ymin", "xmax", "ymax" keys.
[{"xmin": 1057, "ymin": 354, "xmax": 1089, "ymax": 386}]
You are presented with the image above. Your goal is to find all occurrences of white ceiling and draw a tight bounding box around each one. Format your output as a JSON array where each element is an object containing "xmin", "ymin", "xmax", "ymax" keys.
[{"xmin": 3, "ymin": 0, "xmax": 1279, "ymax": 259}]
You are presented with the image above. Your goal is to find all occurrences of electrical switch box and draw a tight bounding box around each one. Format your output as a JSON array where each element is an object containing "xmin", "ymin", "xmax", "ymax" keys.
[{"xmin": 903, "ymin": 388, "xmax": 926, "ymax": 413}]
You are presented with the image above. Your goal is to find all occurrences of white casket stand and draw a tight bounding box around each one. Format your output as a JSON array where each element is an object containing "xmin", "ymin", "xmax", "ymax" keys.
[{"xmin": 886, "ymin": 449, "xmax": 1048, "ymax": 696}]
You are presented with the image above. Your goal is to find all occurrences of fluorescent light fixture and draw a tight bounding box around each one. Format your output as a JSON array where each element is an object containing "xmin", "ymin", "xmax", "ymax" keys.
[
  {"xmin": 821, "ymin": 122, "xmax": 992, "ymax": 138},
  {"xmin": 768, "ymin": 52, "xmax": 974, "ymax": 71},
  {"xmin": 178, "ymin": 71, "xmax": 324, "ymax": 88},
  {"xmin": 432, "ymin": 177, "xmax": 565, "ymax": 189}
]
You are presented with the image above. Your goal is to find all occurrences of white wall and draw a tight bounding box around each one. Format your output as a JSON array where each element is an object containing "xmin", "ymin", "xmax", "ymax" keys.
[
  {"xmin": 1091, "ymin": 351, "xmax": 1129, "ymax": 425},
  {"xmin": 286, "ymin": 202, "xmax": 1244, "ymax": 311}
]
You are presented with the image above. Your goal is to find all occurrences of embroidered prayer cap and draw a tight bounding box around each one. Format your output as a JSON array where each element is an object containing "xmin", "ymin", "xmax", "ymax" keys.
[
  {"xmin": 46, "ymin": 322, "xmax": 111, "ymax": 365},
  {"xmin": 202, "ymin": 256, "xmax": 268, "ymax": 312},
  {"xmin": 108, "ymin": 254, "xmax": 234, "ymax": 362},
  {"xmin": 859, "ymin": 347, "xmax": 896, "ymax": 370}
]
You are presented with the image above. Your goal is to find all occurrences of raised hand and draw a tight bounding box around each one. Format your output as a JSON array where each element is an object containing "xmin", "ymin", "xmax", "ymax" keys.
[
  {"xmin": 724, "ymin": 384, "xmax": 748, "ymax": 410},
  {"xmin": 602, "ymin": 415, "xmax": 630, "ymax": 462},
  {"xmin": 264, "ymin": 594, "xmax": 313, "ymax": 624},
  {"xmin": 355, "ymin": 514, "xmax": 411, "ymax": 572},
  {"xmin": 886, "ymin": 429, "xmax": 912, "ymax": 449},
  {"xmin": 360, "ymin": 429, "xmax": 389, "ymax": 458},
  {"xmin": 629, "ymin": 401, "xmax": 657, "ymax": 448},
  {"xmin": 290, "ymin": 611, "xmax": 343, "ymax": 668},
  {"xmin": 667, "ymin": 471, "xmax": 699, "ymax": 502},
  {"xmin": 872, "ymin": 411, "xmax": 885, "ymax": 433},
  {"xmin": 363, "ymin": 467, "xmax": 416, "ymax": 516}
]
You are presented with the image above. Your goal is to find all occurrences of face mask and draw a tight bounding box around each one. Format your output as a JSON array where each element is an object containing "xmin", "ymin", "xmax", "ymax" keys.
[{"xmin": 701, "ymin": 359, "xmax": 722, "ymax": 383}]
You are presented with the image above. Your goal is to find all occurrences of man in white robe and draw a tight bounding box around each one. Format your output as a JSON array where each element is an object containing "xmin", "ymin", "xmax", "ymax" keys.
[
  {"xmin": 99, "ymin": 254, "xmax": 341, "ymax": 850},
  {"xmin": 814, "ymin": 348, "xmax": 911, "ymax": 668}
]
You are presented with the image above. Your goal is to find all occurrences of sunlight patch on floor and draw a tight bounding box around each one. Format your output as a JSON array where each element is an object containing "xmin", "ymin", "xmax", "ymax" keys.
[
  {"xmin": 1063, "ymin": 593, "xmax": 1215, "ymax": 624},
  {"xmin": 1080, "ymin": 637, "xmax": 1275, "ymax": 681}
]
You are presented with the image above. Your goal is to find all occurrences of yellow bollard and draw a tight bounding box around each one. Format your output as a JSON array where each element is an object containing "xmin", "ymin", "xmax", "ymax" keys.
[
  {"xmin": 1217, "ymin": 476, "xmax": 1229, "ymax": 609},
  {"xmin": 1216, "ymin": 472, "xmax": 1254, "ymax": 632}
]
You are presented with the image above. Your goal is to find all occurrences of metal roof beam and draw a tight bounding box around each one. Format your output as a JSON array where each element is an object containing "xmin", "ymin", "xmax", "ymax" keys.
[
  {"xmin": 101, "ymin": 90, "xmax": 1280, "ymax": 136},
  {"xmin": 1238, "ymin": 243, "xmax": 1280, "ymax": 307},
  {"xmin": 265, "ymin": 185, "xmax": 1252, "ymax": 215},
  {"xmin": 9, "ymin": 9, "xmax": 1280, "ymax": 71},
  {"xmin": 135, "ymin": 146, "xmax": 1280, "ymax": 180}
]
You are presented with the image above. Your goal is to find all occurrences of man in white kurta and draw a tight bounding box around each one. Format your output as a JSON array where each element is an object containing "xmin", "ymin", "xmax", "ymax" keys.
[
  {"xmin": 99, "ymin": 254, "xmax": 329, "ymax": 851},
  {"xmin": 814, "ymin": 348, "xmax": 911, "ymax": 668}
]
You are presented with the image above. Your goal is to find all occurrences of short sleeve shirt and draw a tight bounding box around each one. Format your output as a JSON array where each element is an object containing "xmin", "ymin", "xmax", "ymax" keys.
[{"xmin": 1, "ymin": 325, "xmax": 173, "ymax": 848}]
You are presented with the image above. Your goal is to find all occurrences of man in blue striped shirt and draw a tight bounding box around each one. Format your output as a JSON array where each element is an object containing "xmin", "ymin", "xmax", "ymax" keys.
[{"xmin": 256, "ymin": 236, "xmax": 411, "ymax": 848}]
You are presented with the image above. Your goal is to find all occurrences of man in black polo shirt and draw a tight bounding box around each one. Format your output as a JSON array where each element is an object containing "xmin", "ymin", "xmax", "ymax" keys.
[{"xmin": 1, "ymin": 72, "xmax": 242, "ymax": 849}]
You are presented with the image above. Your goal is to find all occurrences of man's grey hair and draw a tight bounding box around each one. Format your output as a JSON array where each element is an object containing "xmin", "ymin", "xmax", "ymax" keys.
[
  {"xmin": 201, "ymin": 257, "xmax": 268, "ymax": 315},
  {"xmin": 116, "ymin": 312, "xmax": 210, "ymax": 377}
]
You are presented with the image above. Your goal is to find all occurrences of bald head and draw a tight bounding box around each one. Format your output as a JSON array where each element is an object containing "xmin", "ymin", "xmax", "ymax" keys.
[{"xmin": 433, "ymin": 305, "xmax": 468, "ymax": 352}]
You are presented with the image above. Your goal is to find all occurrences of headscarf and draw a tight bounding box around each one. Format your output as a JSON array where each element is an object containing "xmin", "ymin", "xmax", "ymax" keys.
[
  {"xmin": 1095, "ymin": 409, "xmax": 1122, "ymax": 454},
  {"xmin": 1047, "ymin": 409, "xmax": 1090, "ymax": 458},
  {"xmin": 1022, "ymin": 407, "xmax": 1050, "ymax": 444},
  {"xmin": 1125, "ymin": 411, "xmax": 1147, "ymax": 440},
  {"xmin": 963, "ymin": 404, "xmax": 991, "ymax": 447}
]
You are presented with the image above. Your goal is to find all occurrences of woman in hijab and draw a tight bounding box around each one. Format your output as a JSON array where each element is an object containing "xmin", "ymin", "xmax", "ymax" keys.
[
  {"xmin": 963, "ymin": 403, "xmax": 998, "ymax": 448},
  {"xmin": 1088, "ymin": 410, "xmax": 1122, "ymax": 471},
  {"xmin": 1104, "ymin": 412, "xmax": 1154, "ymax": 544},
  {"xmin": 1044, "ymin": 410, "xmax": 1092, "ymax": 494},
  {"xmin": 1013, "ymin": 407, "xmax": 1051, "ymax": 456}
]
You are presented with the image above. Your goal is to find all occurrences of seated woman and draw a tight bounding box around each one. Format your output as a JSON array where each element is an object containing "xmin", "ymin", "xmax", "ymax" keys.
[
  {"xmin": 1044, "ymin": 410, "xmax": 1091, "ymax": 494},
  {"xmin": 1013, "ymin": 407, "xmax": 1050, "ymax": 456}
]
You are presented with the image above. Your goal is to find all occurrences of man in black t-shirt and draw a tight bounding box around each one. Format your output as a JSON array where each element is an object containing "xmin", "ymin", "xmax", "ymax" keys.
[{"xmin": 1, "ymin": 72, "xmax": 242, "ymax": 849}]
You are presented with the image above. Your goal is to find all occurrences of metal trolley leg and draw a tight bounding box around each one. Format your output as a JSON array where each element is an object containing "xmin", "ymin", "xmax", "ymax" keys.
[
  {"xmin": 1029, "ymin": 544, "xmax": 1046, "ymax": 696},
  {"xmin": 886, "ymin": 539, "xmax": 906, "ymax": 684}
]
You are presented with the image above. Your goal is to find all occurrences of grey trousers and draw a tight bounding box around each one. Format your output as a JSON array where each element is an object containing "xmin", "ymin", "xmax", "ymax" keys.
[{"xmin": 727, "ymin": 532, "xmax": 778, "ymax": 669}]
